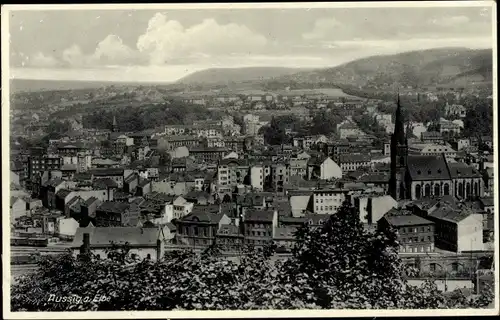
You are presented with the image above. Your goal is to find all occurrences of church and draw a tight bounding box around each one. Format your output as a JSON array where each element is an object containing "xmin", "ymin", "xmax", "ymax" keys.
[{"xmin": 388, "ymin": 97, "xmax": 483, "ymax": 201}]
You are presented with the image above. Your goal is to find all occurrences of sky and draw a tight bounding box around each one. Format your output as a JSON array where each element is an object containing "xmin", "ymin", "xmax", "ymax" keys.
[{"xmin": 6, "ymin": 4, "xmax": 494, "ymax": 83}]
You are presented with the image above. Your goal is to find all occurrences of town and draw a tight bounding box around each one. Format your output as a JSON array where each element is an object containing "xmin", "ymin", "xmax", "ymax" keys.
[{"xmin": 10, "ymin": 81, "xmax": 494, "ymax": 297}]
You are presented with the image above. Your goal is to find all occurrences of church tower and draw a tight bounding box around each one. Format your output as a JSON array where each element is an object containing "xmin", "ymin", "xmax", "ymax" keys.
[
  {"xmin": 112, "ymin": 115, "xmax": 118, "ymax": 132},
  {"xmin": 389, "ymin": 94, "xmax": 408, "ymax": 200}
]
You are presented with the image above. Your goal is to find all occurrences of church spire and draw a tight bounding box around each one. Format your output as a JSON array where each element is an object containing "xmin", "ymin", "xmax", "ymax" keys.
[{"xmin": 393, "ymin": 93, "xmax": 405, "ymax": 145}]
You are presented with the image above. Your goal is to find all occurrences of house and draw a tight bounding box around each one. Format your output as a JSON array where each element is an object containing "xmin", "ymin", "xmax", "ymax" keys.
[
  {"xmin": 90, "ymin": 168, "xmax": 125, "ymax": 188},
  {"xmin": 288, "ymin": 190, "xmax": 313, "ymax": 217},
  {"xmin": 483, "ymin": 167, "xmax": 494, "ymax": 196},
  {"xmin": 242, "ymin": 209, "xmax": 278, "ymax": 247},
  {"xmin": 420, "ymin": 131, "xmax": 444, "ymax": 144},
  {"xmin": 445, "ymin": 103, "xmax": 466, "ymax": 118},
  {"xmin": 57, "ymin": 217, "xmax": 80, "ymax": 240},
  {"xmin": 137, "ymin": 179, "xmax": 152, "ymax": 197},
  {"xmin": 351, "ymin": 194, "xmax": 397, "ymax": 229},
  {"xmin": 408, "ymin": 143, "xmax": 457, "ymax": 158},
  {"xmin": 165, "ymin": 196, "xmax": 194, "ymax": 221},
  {"xmin": 440, "ymin": 118, "xmax": 461, "ymax": 136},
  {"xmin": 71, "ymin": 227, "xmax": 166, "ymax": 261},
  {"xmin": 124, "ymin": 173, "xmax": 139, "ymax": 194},
  {"xmin": 78, "ymin": 196, "xmax": 102, "ymax": 226},
  {"xmin": 289, "ymin": 152, "xmax": 310, "ymax": 178},
  {"xmin": 175, "ymin": 211, "xmax": 231, "ymax": 247},
  {"xmin": 250, "ymin": 164, "xmax": 265, "ymax": 191},
  {"xmin": 409, "ymin": 199, "xmax": 484, "ymax": 252},
  {"xmin": 10, "ymin": 196, "xmax": 28, "ymax": 224},
  {"xmin": 307, "ymin": 156, "xmax": 342, "ymax": 180},
  {"xmin": 95, "ymin": 201, "xmax": 140, "ymax": 227},
  {"xmin": 216, "ymin": 224, "xmax": 244, "ymax": 252},
  {"xmin": 338, "ymin": 122, "xmax": 363, "ymax": 139},
  {"xmin": 378, "ymin": 209, "xmax": 435, "ymax": 254},
  {"xmin": 337, "ymin": 154, "xmax": 371, "ymax": 173},
  {"xmin": 311, "ymin": 188, "xmax": 350, "ymax": 214}
]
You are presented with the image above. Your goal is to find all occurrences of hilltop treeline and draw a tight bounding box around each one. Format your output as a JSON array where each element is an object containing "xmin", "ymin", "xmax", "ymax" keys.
[{"xmin": 82, "ymin": 102, "xmax": 218, "ymax": 132}]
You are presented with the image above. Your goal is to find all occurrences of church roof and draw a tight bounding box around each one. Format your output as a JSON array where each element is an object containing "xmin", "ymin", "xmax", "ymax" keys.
[{"xmin": 407, "ymin": 155, "xmax": 451, "ymax": 181}]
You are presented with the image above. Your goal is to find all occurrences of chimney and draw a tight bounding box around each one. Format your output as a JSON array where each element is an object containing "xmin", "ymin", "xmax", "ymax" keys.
[
  {"xmin": 80, "ymin": 233, "xmax": 91, "ymax": 258},
  {"xmin": 156, "ymin": 239, "xmax": 162, "ymax": 261}
]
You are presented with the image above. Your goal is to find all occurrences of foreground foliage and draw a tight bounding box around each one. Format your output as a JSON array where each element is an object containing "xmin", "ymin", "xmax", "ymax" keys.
[{"xmin": 11, "ymin": 202, "xmax": 494, "ymax": 311}]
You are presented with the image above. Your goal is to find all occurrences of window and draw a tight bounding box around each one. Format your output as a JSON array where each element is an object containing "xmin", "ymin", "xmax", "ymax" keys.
[
  {"xmin": 146, "ymin": 254, "xmax": 151, "ymax": 259},
  {"xmin": 451, "ymin": 262, "xmax": 459, "ymax": 272}
]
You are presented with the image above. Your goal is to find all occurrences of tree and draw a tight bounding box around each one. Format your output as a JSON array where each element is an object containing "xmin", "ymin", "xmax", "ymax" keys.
[{"xmin": 11, "ymin": 201, "xmax": 494, "ymax": 311}]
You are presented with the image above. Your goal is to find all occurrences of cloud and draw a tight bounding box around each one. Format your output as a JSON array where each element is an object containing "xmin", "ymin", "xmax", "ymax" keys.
[
  {"xmin": 28, "ymin": 52, "xmax": 59, "ymax": 67},
  {"xmin": 61, "ymin": 35, "xmax": 141, "ymax": 67},
  {"xmin": 302, "ymin": 18, "xmax": 344, "ymax": 40},
  {"xmin": 430, "ymin": 15, "xmax": 470, "ymax": 27},
  {"xmin": 92, "ymin": 34, "xmax": 139, "ymax": 65},
  {"xmin": 62, "ymin": 44, "xmax": 90, "ymax": 67},
  {"xmin": 136, "ymin": 13, "xmax": 268, "ymax": 65}
]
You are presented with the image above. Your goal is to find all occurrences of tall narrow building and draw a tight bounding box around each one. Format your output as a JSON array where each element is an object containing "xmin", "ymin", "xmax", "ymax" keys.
[{"xmin": 389, "ymin": 94, "xmax": 408, "ymax": 200}]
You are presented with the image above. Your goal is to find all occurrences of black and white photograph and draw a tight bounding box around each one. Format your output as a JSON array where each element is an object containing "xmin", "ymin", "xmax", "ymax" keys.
[{"xmin": 2, "ymin": 1, "xmax": 498, "ymax": 317}]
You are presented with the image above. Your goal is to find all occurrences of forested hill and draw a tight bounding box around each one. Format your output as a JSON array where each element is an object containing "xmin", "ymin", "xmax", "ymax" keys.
[
  {"xmin": 177, "ymin": 67, "xmax": 311, "ymax": 85},
  {"xmin": 268, "ymin": 47, "xmax": 493, "ymax": 88}
]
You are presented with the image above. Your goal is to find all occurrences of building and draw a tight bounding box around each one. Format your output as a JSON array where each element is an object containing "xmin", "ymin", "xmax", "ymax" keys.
[
  {"xmin": 338, "ymin": 122, "xmax": 363, "ymax": 139},
  {"xmin": 250, "ymin": 164, "xmax": 264, "ymax": 191},
  {"xmin": 28, "ymin": 148, "xmax": 62, "ymax": 182},
  {"xmin": 408, "ymin": 143, "xmax": 457, "ymax": 158},
  {"xmin": 242, "ymin": 209, "xmax": 278, "ymax": 247},
  {"xmin": 445, "ymin": 103, "xmax": 466, "ymax": 118},
  {"xmin": 338, "ymin": 154, "xmax": 371, "ymax": 173},
  {"xmin": 216, "ymin": 159, "xmax": 250, "ymax": 194},
  {"xmin": 271, "ymin": 162, "xmax": 290, "ymax": 193},
  {"xmin": 307, "ymin": 156, "xmax": 342, "ymax": 180},
  {"xmin": 90, "ymin": 168, "xmax": 125, "ymax": 188},
  {"xmin": 188, "ymin": 147, "xmax": 227, "ymax": 163},
  {"xmin": 95, "ymin": 201, "xmax": 140, "ymax": 227},
  {"xmin": 71, "ymin": 227, "xmax": 166, "ymax": 261},
  {"xmin": 410, "ymin": 199, "xmax": 484, "ymax": 252},
  {"xmin": 389, "ymin": 97, "xmax": 483, "ymax": 201},
  {"xmin": 352, "ymin": 194, "xmax": 397, "ymax": 229},
  {"xmin": 378, "ymin": 209, "xmax": 435, "ymax": 254},
  {"xmin": 311, "ymin": 189, "xmax": 349, "ymax": 214},
  {"xmin": 216, "ymin": 224, "xmax": 244, "ymax": 252},
  {"xmin": 440, "ymin": 118, "xmax": 461, "ymax": 136},
  {"xmin": 175, "ymin": 211, "xmax": 231, "ymax": 247},
  {"xmin": 289, "ymin": 152, "xmax": 310, "ymax": 178},
  {"xmin": 421, "ymin": 131, "xmax": 444, "ymax": 144},
  {"xmin": 10, "ymin": 196, "xmax": 28, "ymax": 224}
]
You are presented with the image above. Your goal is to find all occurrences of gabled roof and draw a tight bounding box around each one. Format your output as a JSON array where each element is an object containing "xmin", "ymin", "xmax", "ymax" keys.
[
  {"xmin": 93, "ymin": 178, "xmax": 118, "ymax": 189},
  {"xmin": 71, "ymin": 227, "xmax": 161, "ymax": 247},
  {"xmin": 429, "ymin": 202, "xmax": 475, "ymax": 223},
  {"xmin": 383, "ymin": 211, "xmax": 434, "ymax": 226},
  {"xmin": 217, "ymin": 224, "xmax": 242, "ymax": 236},
  {"xmin": 407, "ymin": 155, "xmax": 451, "ymax": 181},
  {"xmin": 138, "ymin": 179, "xmax": 151, "ymax": 187},
  {"xmin": 479, "ymin": 197, "xmax": 494, "ymax": 207},
  {"xmin": 244, "ymin": 209, "xmax": 275, "ymax": 222},
  {"xmin": 83, "ymin": 196, "xmax": 99, "ymax": 207},
  {"xmin": 180, "ymin": 211, "xmax": 226, "ymax": 224},
  {"xmin": 55, "ymin": 189, "xmax": 72, "ymax": 199},
  {"xmin": 97, "ymin": 201, "xmax": 130, "ymax": 214},
  {"xmin": 91, "ymin": 168, "xmax": 124, "ymax": 176},
  {"xmin": 338, "ymin": 154, "xmax": 371, "ymax": 163}
]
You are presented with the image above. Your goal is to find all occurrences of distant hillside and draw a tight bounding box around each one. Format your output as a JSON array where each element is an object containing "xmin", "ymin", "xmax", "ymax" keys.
[
  {"xmin": 9, "ymin": 79, "xmax": 174, "ymax": 93},
  {"xmin": 273, "ymin": 47, "xmax": 493, "ymax": 88},
  {"xmin": 177, "ymin": 67, "xmax": 311, "ymax": 85}
]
